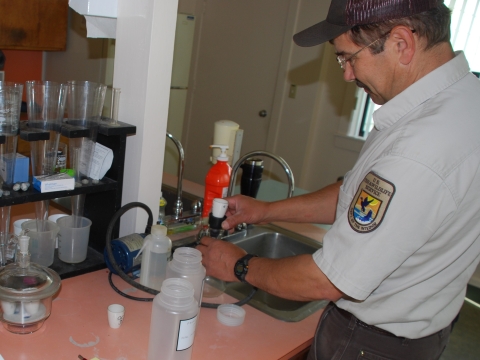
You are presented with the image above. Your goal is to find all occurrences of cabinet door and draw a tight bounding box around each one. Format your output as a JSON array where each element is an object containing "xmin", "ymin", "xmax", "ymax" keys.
[{"xmin": 0, "ymin": 0, "xmax": 68, "ymax": 51}]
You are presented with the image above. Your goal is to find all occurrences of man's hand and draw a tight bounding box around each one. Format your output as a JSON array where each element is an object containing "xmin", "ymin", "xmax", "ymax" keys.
[
  {"xmin": 221, "ymin": 195, "xmax": 270, "ymax": 230},
  {"xmin": 196, "ymin": 236, "xmax": 246, "ymax": 282}
]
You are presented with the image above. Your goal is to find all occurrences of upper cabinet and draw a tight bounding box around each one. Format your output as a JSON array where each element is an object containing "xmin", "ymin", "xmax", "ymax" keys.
[{"xmin": 0, "ymin": 0, "xmax": 68, "ymax": 51}]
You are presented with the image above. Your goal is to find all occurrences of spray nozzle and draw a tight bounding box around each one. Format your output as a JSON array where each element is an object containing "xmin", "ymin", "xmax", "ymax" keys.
[{"xmin": 210, "ymin": 144, "xmax": 229, "ymax": 162}]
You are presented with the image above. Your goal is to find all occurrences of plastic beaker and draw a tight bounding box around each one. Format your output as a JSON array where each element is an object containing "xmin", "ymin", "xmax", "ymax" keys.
[
  {"xmin": 57, "ymin": 216, "xmax": 92, "ymax": 264},
  {"xmin": 21, "ymin": 220, "xmax": 59, "ymax": 267}
]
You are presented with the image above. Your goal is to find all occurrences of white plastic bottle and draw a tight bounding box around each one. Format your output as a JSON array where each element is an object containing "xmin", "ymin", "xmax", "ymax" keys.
[
  {"xmin": 166, "ymin": 247, "xmax": 206, "ymax": 306},
  {"xmin": 147, "ymin": 278, "xmax": 198, "ymax": 360},
  {"xmin": 138, "ymin": 225, "xmax": 172, "ymax": 291}
]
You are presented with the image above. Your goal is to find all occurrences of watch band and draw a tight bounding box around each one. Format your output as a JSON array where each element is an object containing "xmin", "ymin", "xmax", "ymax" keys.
[{"xmin": 234, "ymin": 254, "xmax": 258, "ymax": 283}]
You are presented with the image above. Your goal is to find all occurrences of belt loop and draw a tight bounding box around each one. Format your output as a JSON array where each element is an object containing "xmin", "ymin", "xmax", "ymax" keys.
[{"xmin": 348, "ymin": 312, "xmax": 357, "ymax": 330}]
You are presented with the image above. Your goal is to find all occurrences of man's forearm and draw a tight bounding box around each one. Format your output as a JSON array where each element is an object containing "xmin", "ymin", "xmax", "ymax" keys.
[
  {"xmin": 263, "ymin": 181, "xmax": 342, "ymax": 225},
  {"xmin": 244, "ymin": 254, "xmax": 343, "ymax": 302}
]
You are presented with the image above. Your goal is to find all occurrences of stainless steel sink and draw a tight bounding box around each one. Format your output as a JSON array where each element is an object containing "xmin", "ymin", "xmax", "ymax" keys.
[
  {"xmin": 222, "ymin": 224, "xmax": 328, "ymax": 322},
  {"xmin": 160, "ymin": 186, "xmax": 328, "ymax": 321}
]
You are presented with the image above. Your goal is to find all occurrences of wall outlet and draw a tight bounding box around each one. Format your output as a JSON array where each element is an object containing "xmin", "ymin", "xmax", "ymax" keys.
[{"xmin": 0, "ymin": 71, "xmax": 4, "ymax": 81}]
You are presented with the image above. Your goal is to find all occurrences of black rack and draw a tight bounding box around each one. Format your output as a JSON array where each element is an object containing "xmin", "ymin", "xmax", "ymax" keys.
[{"xmin": 3, "ymin": 120, "xmax": 136, "ymax": 279}]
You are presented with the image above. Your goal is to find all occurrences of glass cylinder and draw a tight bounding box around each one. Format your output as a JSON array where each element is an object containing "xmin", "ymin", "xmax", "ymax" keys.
[
  {"xmin": 65, "ymin": 81, "xmax": 107, "ymax": 181},
  {"xmin": 26, "ymin": 81, "xmax": 66, "ymax": 176},
  {"xmin": 0, "ymin": 82, "xmax": 23, "ymax": 266}
]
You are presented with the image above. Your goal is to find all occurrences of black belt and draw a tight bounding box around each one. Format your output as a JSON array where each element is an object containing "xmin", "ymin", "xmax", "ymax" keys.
[{"xmin": 334, "ymin": 304, "xmax": 398, "ymax": 338}]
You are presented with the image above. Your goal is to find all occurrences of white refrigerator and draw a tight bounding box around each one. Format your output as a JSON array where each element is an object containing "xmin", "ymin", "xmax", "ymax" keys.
[{"xmin": 164, "ymin": 14, "xmax": 196, "ymax": 175}]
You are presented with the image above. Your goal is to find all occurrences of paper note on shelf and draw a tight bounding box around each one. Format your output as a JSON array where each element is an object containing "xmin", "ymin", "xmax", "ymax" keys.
[{"xmin": 89, "ymin": 143, "xmax": 114, "ymax": 180}]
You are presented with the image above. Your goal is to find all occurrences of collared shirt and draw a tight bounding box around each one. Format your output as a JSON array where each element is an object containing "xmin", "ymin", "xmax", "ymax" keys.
[{"xmin": 314, "ymin": 52, "xmax": 480, "ymax": 338}]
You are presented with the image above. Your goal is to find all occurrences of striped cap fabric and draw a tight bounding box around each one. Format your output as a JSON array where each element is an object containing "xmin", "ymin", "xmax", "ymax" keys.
[{"xmin": 293, "ymin": 0, "xmax": 443, "ymax": 47}]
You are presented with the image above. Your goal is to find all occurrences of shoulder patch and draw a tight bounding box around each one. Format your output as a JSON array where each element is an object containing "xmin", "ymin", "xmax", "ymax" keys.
[{"xmin": 348, "ymin": 172, "xmax": 395, "ymax": 233}]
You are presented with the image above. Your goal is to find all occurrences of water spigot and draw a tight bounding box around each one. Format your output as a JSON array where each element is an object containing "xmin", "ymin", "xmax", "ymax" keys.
[{"xmin": 166, "ymin": 132, "xmax": 184, "ymax": 218}]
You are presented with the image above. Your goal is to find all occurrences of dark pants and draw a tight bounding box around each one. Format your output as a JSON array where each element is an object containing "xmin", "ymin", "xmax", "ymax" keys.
[{"xmin": 307, "ymin": 303, "xmax": 452, "ymax": 360}]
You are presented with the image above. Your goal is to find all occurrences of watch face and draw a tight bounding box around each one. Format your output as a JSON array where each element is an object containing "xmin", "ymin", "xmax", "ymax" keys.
[{"xmin": 235, "ymin": 263, "xmax": 245, "ymax": 275}]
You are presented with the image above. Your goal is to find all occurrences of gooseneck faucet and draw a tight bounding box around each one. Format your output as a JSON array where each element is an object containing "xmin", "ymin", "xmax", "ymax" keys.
[
  {"xmin": 166, "ymin": 132, "xmax": 184, "ymax": 218},
  {"xmin": 228, "ymin": 150, "xmax": 295, "ymax": 198}
]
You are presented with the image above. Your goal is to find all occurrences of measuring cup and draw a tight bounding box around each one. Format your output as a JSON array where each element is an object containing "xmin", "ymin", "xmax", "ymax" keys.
[{"xmin": 21, "ymin": 220, "xmax": 59, "ymax": 267}]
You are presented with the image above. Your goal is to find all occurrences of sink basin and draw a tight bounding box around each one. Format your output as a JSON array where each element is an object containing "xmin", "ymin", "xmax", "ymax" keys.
[
  {"xmin": 159, "ymin": 186, "xmax": 328, "ymax": 321},
  {"xmin": 222, "ymin": 224, "xmax": 328, "ymax": 322}
]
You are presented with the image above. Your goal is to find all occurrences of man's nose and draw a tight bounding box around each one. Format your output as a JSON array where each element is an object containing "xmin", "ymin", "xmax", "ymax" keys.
[{"xmin": 343, "ymin": 63, "xmax": 356, "ymax": 82}]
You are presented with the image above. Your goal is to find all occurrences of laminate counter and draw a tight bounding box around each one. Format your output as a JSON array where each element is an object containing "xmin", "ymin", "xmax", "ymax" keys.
[{"xmin": 0, "ymin": 269, "xmax": 323, "ymax": 359}]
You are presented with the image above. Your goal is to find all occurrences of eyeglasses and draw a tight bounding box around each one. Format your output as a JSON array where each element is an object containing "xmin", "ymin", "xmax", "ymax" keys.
[{"xmin": 336, "ymin": 31, "xmax": 392, "ymax": 71}]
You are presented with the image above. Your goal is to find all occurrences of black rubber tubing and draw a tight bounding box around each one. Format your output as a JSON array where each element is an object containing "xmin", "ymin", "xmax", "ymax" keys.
[{"xmin": 105, "ymin": 202, "xmax": 257, "ymax": 307}]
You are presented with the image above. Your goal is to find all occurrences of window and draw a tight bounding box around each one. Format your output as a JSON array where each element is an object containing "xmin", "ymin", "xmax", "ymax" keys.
[{"xmin": 351, "ymin": 0, "xmax": 480, "ymax": 139}]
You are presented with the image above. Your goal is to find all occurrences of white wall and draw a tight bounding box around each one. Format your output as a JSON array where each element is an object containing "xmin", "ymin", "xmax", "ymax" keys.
[
  {"xmin": 177, "ymin": 0, "xmax": 361, "ymax": 193},
  {"xmin": 45, "ymin": 1, "xmax": 178, "ymax": 236},
  {"xmin": 45, "ymin": 0, "xmax": 363, "ymax": 234},
  {"xmin": 114, "ymin": 0, "xmax": 178, "ymax": 235}
]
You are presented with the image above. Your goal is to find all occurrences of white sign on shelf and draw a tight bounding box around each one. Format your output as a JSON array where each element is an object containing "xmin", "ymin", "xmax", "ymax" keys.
[{"xmin": 89, "ymin": 143, "xmax": 114, "ymax": 180}]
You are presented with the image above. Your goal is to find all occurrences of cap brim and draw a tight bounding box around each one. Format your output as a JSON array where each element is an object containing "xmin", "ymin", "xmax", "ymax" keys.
[{"xmin": 293, "ymin": 20, "xmax": 352, "ymax": 47}]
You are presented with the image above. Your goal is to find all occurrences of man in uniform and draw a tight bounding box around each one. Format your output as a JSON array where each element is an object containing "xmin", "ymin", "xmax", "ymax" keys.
[{"xmin": 197, "ymin": 0, "xmax": 480, "ymax": 358}]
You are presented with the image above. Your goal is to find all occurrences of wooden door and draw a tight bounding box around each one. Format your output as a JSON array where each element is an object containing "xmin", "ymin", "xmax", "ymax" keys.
[{"xmin": 182, "ymin": 0, "xmax": 291, "ymax": 184}]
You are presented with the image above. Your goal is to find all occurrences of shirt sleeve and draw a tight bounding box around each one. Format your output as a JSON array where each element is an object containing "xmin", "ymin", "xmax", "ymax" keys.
[{"xmin": 313, "ymin": 156, "xmax": 456, "ymax": 300}]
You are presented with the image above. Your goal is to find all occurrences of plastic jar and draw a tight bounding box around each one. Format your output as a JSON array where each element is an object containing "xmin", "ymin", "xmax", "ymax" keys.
[
  {"xmin": 166, "ymin": 247, "xmax": 206, "ymax": 306},
  {"xmin": 147, "ymin": 278, "xmax": 198, "ymax": 360}
]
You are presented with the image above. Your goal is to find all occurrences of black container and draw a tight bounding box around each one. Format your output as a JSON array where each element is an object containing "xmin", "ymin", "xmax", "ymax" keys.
[{"xmin": 240, "ymin": 159, "xmax": 264, "ymax": 198}]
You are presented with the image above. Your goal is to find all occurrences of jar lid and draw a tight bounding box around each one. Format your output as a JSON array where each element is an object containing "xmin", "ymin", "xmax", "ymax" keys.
[
  {"xmin": 0, "ymin": 262, "xmax": 61, "ymax": 302},
  {"xmin": 217, "ymin": 304, "xmax": 246, "ymax": 326}
]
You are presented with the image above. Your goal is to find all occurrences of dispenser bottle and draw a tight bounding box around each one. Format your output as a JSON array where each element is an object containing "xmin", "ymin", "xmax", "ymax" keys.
[
  {"xmin": 147, "ymin": 278, "xmax": 198, "ymax": 360},
  {"xmin": 202, "ymin": 144, "xmax": 232, "ymax": 219},
  {"xmin": 165, "ymin": 247, "xmax": 206, "ymax": 306},
  {"xmin": 137, "ymin": 225, "xmax": 172, "ymax": 291}
]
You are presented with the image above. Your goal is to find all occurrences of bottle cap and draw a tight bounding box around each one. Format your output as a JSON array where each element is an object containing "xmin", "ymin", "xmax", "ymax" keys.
[
  {"xmin": 212, "ymin": 198, "xmax": 228, "ymax": 218},
  {"xmin": 151, "ymin": 224, "xmax": 168, "ymax": 236},
  {"xmin": 217, "ymin": 304, "xmax": 245, "ymax": 326}
]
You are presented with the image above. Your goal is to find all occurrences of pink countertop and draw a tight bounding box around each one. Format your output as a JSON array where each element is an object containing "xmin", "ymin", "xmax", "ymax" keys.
[
  {"xmin": 0, "ymin": 270, "xmax": 322, "ymax": 360},
  {"xmin": 0, "ymin": 175, "xmax": 327, "ymax": 359}
]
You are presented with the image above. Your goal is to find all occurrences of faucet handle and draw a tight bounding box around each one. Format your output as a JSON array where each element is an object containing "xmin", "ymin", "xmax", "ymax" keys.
[
  {"xmin": 235, "ymin": 223, "xmax": 248, "ymax": 232},
  {"xmin": 191, "ymin": 199, "xmax": 202, "ymax": 214}
]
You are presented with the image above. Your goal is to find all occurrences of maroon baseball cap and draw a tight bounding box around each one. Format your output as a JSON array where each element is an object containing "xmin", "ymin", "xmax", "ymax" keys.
[{"xmin": 293, "ymin": 0, "xmax": 443, "ymax": 47}]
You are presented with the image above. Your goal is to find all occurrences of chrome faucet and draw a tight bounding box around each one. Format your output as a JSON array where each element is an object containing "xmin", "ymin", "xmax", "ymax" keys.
[
  {"xmin": 166, "ymin": 132, "xmax": 184, "ymax": 219},
  {"xmin": 164, "ymin": 133, "xmax": 202, "ymax": 234},
  {"xmin": 228, "ymin": 150, "xmax": 295, "ymax": 198},
  {"xmin": 225, "ymin": 150, "xmax": 295, "ymax": 234}
]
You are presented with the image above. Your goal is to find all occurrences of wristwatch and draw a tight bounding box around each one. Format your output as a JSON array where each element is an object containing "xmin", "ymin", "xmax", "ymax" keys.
[{"xmin": 234, "ymin": 254, "xmax": 258, "ymax": 283}]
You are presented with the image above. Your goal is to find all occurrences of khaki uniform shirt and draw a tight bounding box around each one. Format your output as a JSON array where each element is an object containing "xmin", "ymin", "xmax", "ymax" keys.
[{"xmin": 314, "ymin": 52, "xmax": 480, "ymax": 338}]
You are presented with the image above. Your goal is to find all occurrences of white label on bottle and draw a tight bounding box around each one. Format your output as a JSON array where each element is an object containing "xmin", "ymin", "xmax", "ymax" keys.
[
  {"xmin": 221, "ymin": 187, "xmax": 228, "ymax": 198},
  {"xmin": 176, "ymin": 315, "xmax": 198, "ymax": 351}
]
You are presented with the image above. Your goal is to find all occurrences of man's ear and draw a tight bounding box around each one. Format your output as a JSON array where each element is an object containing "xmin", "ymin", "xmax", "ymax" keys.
[{"xmin": 388, "ymin": 26, "xmax": 416, "ymax": 65}]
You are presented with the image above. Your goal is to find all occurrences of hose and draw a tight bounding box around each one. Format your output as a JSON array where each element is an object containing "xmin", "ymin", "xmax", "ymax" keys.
[{"xmin": 105, "ymin": 202, "xmax": 257, "ymax": 308}]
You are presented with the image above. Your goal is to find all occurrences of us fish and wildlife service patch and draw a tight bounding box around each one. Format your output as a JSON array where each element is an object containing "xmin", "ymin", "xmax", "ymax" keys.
[{"xmin": 348, "ymin": 172, "xmax": 395, "ymax": 233}]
